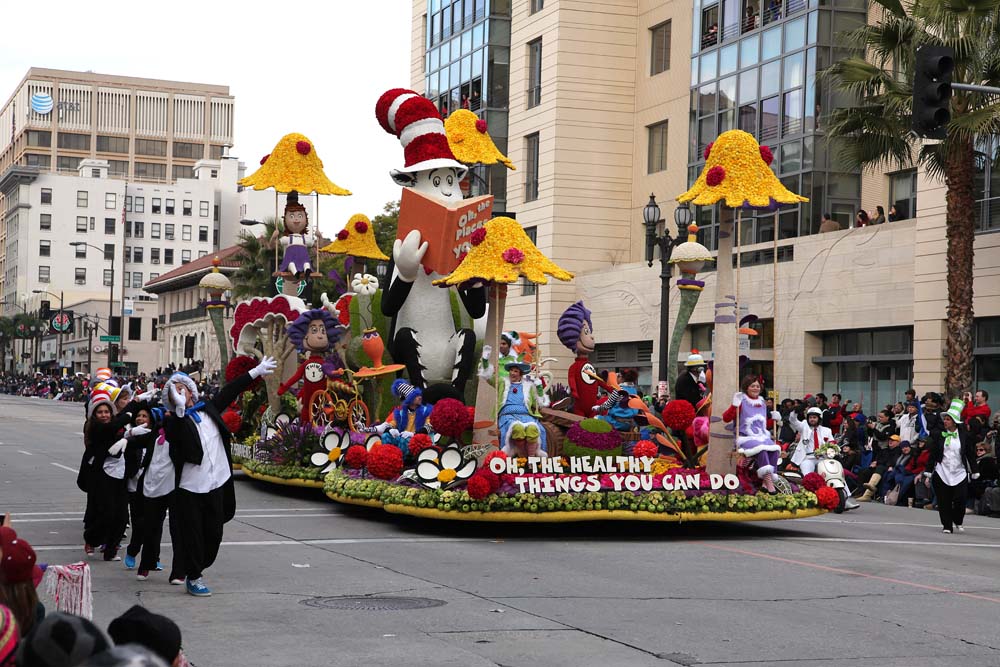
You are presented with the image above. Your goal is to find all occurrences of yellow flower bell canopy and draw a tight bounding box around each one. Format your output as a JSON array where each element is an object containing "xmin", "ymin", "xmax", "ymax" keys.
[
  {"xmin": 677, "ymin": 130, "xmax": 807, "ymax": 209},
  {"xmin": 320, "ymin": 213, "xmax": 389, "ymax": 261},
  {"xmin": 434, "ymin": 216, "xmax": 573, "ymax": 286},
  {"xmin": 239, "ymin": 132, "xmax": 351, "ymax": 195},
  {"xmin": 444, "ymin": 110, "xmax": 515, "ymax": 170}
]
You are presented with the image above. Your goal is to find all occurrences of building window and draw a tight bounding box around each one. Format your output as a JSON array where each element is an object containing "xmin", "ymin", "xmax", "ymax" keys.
[
  {"xmin": 198, "ymin": 250, "xmax": 208, "ymax": 259},
  {"xmin": 164, "ymin": 224, "xmax": 174, "ymax": 240},
  {"xmin": 91, "ymin": 168, "xmax": 101, "ymax": 178},
  {"xmin": 213, "ymin": 205, "xmax": 219, "ymax": 222},
  {"xmin": 210, "ymin": 169, "xmax": 218, "ymax": 178},
  {"xmin": 124, "ymin": 246, "xmax": 132, "ymax": 263},
  {"xmin": 151, "ymin": 247, "xmax": 160, "ymax": 264},
  {"xmin": 890, "ymin": 170, "xmax": 917, "ymax": 221},
  {"xmin": 128, "ymin": 318, "xmax": 142, "ymax": 341},
  {"xmin": 27, "ymin": 130, "xmax": 51, "ymax": 147},
  {"xmin": 209, "ymin": 145, "xmax": 225, "ymax": 159},
  {"xmin": 198, "ymin": 226, "xmax": 208, "ymax": 243},
  {"xmin": 39, "ymin": 266, "xmax": 50, "ymax": 283},
  {"xmin": 647, "ymin": 120, "xmax": 668, "ymax": 173},
  {"xmin": 149, "ymin": 273, "xmax": 159, "ymax": 284},
  {"xmin": 172, "ymin": 164, "xmax": 194, "ymax": 180},
  {"xmin": 96, "ymin": 135, "xmax": 129, "ymax": 153},
  {"xmin": 199, "ymin": 201, "xmax": 209, "ymax": 217},
  {"xmin": 134, "ymin": 196, "xmax": 144, "ymax": 213},
  {"xmin": 75, "ymin": 243, "xmax": 86, "ymax": 259},
  {"xmin": 39, "ymin": 240, "xmax": 50, "ymax": 257},
  {"xmin": 134, "ymin": 221, "xmax": 144, "ymax": 238},
  {"xmin": 173, "ymin": 142, "xmax": 203, "ymax": 159},
  {"xmin": 135, "ymin": 139, "xmax": 166, "ymax": 157},
  {"xmin": 41, "ymin": 188, "xmax": 52, "ymax": 204},
  {"xmin": 151, "ymin": 222, "xmax": 161, "ymax": 239},
  {"xmin": 90, "ymin": 216, "xmax": 95, "ymax": 230},
  {"xmin": 76, "ymin": 216, "xmax": 88, "ymax": 233},
  {"xmin": 133, "ymin": 272, "xmax": 143, "ymax": 288},
  {"xmin": 57, "ymin": 156, "xmax": 82, "ymax": 171},
  {"xmin": 24, "ymin": 153, "xmax": 50, "ymax": 169},
  {"xmin": 39, "ymin": 214, "xmax": 51, "ymax": 230},
  {"xmin": 75, "ymin": 268, "xmax": 86, "ymax": 284},
  {"xmin": 105, "ymin": 193, "xmax": 116, "ymax": 209},
  {"xmin": 522, "ymin": 227, "xmax": 538, "ymax": 296},
  {"xmin": 152, "ymin": 198, "xmax": 161, "ymax": 214},
  {"xmin": 164, "ymin": 248, "xmax": 174, "ymax": 265},
  {"xmin": 530, "ymin": 0, "xmax": 544, "ymax": 12},
  {"xmin": 125, "ymin": 195, "xmax": 132, "ymax": 212},
  {"xmin": 151, "ymin": 318, "xmax": 158, "ymax": 341},
  {"xmin": 134, "ymin": 162, "xmax": 167, "ymax": 181},
  {"xmin": 165, "ymin": 199, "xmax": 175, "ymax": 215},
  {"xmin": 701, "ymin": 4, "xmax": 719, "ymax": 49},
  {"xmin": 103, "ymin": 218, "xmax": 114, "ymax": 234},
  {"xmin": 123, "ymin": 272, "xmax": 131, "ymax": 288},
  {"xmin": 527, "ymin": 39, "xmax": 543, "ymax": 108},
  {"xmin": 650, "ymin": 20, "xmax": 672, "ymax": 75},
  {"xmin": 77, "ymin": 191, "xmax": 88, "ymax": 207},
  {"xmin": 182, "ymin": 200, "xmax": 192, "ymax": 216},
  {"xmin": 181, "ymin": 249, "xmax": 191, "ymax": 264},
  {"xmin": 57, "ymin": 132, "xmax": 91, "ymax": 150},
  {"xmin": 103, "ymin": 269, "xmax": 114, "ymax": 286},
  {"xmin": 133, "ymin": 247, "xmax": 144, "ymax": 263},
  {"xmin": 108, "ymin": 160, "xmax": 128, "ymax": 177},
  {"xmin": 182, "ymin": 225, "xmax": 192, "ymax": 241},
  {"xmin": 524, "ymin": 133, "xmax": 540, "ymax": 202},
  {"xmin": 104, "ymin": 243, "xmax": 114, "ymax": 260}
]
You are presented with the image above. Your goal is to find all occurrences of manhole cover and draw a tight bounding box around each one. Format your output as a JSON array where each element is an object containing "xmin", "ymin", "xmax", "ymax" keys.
[{"xmin": 301, "ymin": 596, "xmax": 446, "ymax": 611}]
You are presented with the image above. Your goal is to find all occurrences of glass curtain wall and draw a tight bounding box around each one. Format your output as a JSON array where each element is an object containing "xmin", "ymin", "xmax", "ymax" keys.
[
  {"xmin": 973, "ymin": 139, "xmax": 1000, "ymax": 233},
  {"xmin": 426, "ymin": 0, "xmax": 511, "ymax": 211},
  {"xmin": 688, "ymin": 0, "xmax": 866, "ymax": 251}
]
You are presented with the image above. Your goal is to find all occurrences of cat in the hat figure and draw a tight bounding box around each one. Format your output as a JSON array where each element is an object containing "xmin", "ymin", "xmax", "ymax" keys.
[{"xmin": 375, "ymin": 88, "xmax": 487, "ymax": 395}]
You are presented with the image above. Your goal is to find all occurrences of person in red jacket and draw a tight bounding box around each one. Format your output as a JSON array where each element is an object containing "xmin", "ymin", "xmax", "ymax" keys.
[{"xmin": 962, "ymin": 390, "xmax": 991, "ymax": 440}]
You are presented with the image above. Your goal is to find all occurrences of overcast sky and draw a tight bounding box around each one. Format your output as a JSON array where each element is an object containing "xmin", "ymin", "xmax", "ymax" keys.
[{"xmin": 0, "ymin": 0, "xmax": 413, "ymax": 237}]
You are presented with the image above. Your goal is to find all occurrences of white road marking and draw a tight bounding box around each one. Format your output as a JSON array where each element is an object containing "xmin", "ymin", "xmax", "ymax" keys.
[
  {"xmin": 17, "ymin": 450, "xmax": 32, "ymax": 456},
  {"xmin": 49, "ymin": 462, "xmax": 79, "ymax": 473},
  {"xmin": 797, "ymin": 517, "xmax": 1000, "ymax": 531},
  {"xmin": 32, "ymin": 536, "xmax": 480, "ymax": 552},
  {"xmin": 15, "ymin": 513, "xmax": 344, "ymax": 523},
  {"xmin": 13, "ymin": 507, "xmax": 333, "ymax": 517},
  {"xmin": 781, "ymin": 536, "xmax": 1000, "ymax": 548}
]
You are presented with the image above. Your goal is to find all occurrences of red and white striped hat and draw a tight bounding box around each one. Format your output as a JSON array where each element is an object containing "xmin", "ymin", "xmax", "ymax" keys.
[
  {"xmin": 95, "ymin": 367, "xmax": 112, "ymax": 381},
  {"xmin": 375, "ymin": 88, "xmax": 466, "ymax": 174}
]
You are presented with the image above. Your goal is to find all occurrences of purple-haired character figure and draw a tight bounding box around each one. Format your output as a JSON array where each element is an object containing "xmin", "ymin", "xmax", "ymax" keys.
[
  {"xmin": 557, "ymin": 301, "xmax": 598, "ymax": 416},
  {"xmin": 278, "ymin": 308, "xmax": 344, "ymax": 423}
]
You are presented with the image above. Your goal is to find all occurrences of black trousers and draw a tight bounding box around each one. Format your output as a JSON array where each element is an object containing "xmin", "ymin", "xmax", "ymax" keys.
[
  {"xmin": 138, "ymin": 492, "xmax": 184, "ymax": 575},
  {"xmin": 174, "ymin": 486, "xmax": 225, "ymax": 580},
  {"xmin": 125, "ymin": 491, "xmax": 145, "ymax": 557},
  {"xmin": 83, "ymin": 471, "xmax": 128, "ymax": 559},
  {"xmin": 932, "ymin": 473, "xmax": 969, "ymax": 531}
]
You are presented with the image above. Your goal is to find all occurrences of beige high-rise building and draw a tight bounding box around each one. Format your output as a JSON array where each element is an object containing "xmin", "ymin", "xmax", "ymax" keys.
[{"xmin": 415, "ymin": 0, "xmax": 1000, "ymax": 407}]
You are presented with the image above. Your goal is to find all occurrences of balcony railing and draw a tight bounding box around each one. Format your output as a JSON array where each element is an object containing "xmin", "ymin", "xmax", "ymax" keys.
[{"xmin": 169, "ymin": 306, "xmax": 206, "ymax": 324}]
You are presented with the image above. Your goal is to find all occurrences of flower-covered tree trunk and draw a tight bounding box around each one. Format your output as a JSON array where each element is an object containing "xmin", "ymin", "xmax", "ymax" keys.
[
  {"xmin": 706, "ymin": 215, "xmax": 739, "ymax": 475},
  {"xmin": 944, "ymin": 137, "xmax": 976, "ymax": 398},
  {"xmin": 667, "ymin": 288, "xmax": 703, "ymax": 391},
  {"xmin": 208, "ymin": 308, "xmax": 229, "ymax": 374}
]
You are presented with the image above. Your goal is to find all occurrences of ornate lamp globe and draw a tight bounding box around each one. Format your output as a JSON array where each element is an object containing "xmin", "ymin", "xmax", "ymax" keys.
[
  {"xmin": 668, "ymin": 224, "xmax": 713, "ymax": 276},
  {"xmin": 198, "ymin": 256, "xmax": 233, "ymax": 305}
]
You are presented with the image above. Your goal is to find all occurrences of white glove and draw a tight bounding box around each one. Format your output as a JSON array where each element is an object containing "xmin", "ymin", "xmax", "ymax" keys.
[
  {"xmin": 108, "ymin": 438, "xmax": 127, "ymax": 456},
  {"xmin": 770, "ymin": 410, "xmax": 782, "ymax": 422},
  {"xmin": 137, "ymin": 388, "xmax": 158, "ymax": 402},
  {"xmin": 972, "ymin": 473, "xmax": 981, "ymax": 480},
  {"xmin": 169, "ymin": 382, "xmax": 186, "ymax": 418},
  {"xmin": 922, "ymin": 471, "xmax": 932, "ymax": 478},
  {"xmin": 401, "ymin": 431, "xmax": 414, "ymax": 439},
  {"xmin": 388, "ymin": 428, "xmax": 400, "ymax": 438},
  {"xmin": 481, "ymin": 344, "xmax": 492, "ymax": 361},
  {"xmin": 251, "ymin": 356, "xmax": 278, "ymax": 379},
  {"xmin": 732, "ymin": 392, "xmax": 745, "ymax": 407},
  {"xmin": 130, "ymin": 425, "xmax": 151, "ymax": 437},
  {"xmin": 392, "ymin": 230, "xmax": 428, "ymax": 282}
]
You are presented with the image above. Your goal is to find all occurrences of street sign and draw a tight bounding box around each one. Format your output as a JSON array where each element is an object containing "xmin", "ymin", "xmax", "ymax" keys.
[
  {"xmin": 110, "ymin": 362, "xmax": 127, "ymax": 368},
  {"xmin": 99, "ymin": 335, "xmax": 120, "ymax": 343},
  {"xmin": 123, "ymin": 298, "xmax": 134, "ymax": 316}
]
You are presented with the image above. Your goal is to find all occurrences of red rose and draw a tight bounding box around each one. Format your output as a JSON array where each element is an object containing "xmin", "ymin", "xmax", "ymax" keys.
[
  {"xmin": 703, "ymin": 142, "xmax": 713, "ymax": 160},
  {"xmin": 408, "ymin": 433, "xmax": 436, "ymax": 456},
  {"xmin": 661, "ymin": 400, "xmax": 696, "ymax": 431},
  {"xmin": 337, "ymin": 229, "xmax": 349, "ymax": 241},
  {"xmin": 801, "ymin": 472, "xmax": 826, "ymax": 493},
  {"xmin": 367, "ymin": 444, "xmax": 403, "ymax": 479},
  {"xmin": 344, "ymin": 444, "xmax": 368, "ymax": 469},
  {"xmin": 759, "ymin": 145, "xmax": 774, "ymax": 165},
  {"xmin": 502, "ymin": 247, "xmax": 525, "ymax": 265},
  {"xmin": 467, "ymin": 473, "xmax": 492, "ymax": 500},
  {"xmin": 470, "ymin": 228, "xmax": 487, "ymax": 246},
  {"xmin": 225, "ymin": 355, "xmax": 262, "ymax": 391},
  {"xmin": 483, "ymin": 450, "xmax": 507, "ymax": 471},
  {"xmin": 633, "ymin": 440, "xmax": 658, "ymax": 459},
  {"xmin": 430, "ymin": 398, "xmax": 473, "ymax": 438},
  {"xmin": 260, "ymin": 153, "xmax": 270, "ymax": 165},
  {"xmin": 354, "ymin": 220, "xmax": 369, "ymax": 233},
  {"xmin": 296, "ymin": 140, "xmax": 311, "ymax": 155},
  {"xmin": 815, "ymin": 485, "xmax": 840, "ymax": 510},
  {"xmin": 221, "ymin": 410, "xmax": 242, "ymax": 434},
  {"xmin": 706, "ymin": 165, "xmax": 726, "ymax": 187},
  {"xmin": 475, "ymin": 119, "xmax": 488, "ymax": 133}
]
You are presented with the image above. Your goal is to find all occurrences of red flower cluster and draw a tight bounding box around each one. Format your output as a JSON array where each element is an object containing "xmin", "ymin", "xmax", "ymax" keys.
[
  {"xmin": 337, "ymin": 229, "xmax": 349, "ymax": 240},
  {"xmin": 260, "ymin": 153, "xmax": 270, "ymax": 165},
  {"xmin": 706, "ymin": 165, "xmax": 726, "ymax": 187},
  {"xmin": 230, "ymin": 297, "xmax": 301, "ymax": 350},
  {"xmin": 354, "ymin": 220, "xmax": 369, "ymax": 233},
  {"xmin": 344, "ymin": 445, "xmax": 368, "ymax": 469},
  {"xmin": 225, "ymin": 355, "xmax": 262, "ymax": 391},
  {"xmin": 815, "ymin": 485, "xmax": 840, "ymax": 510},
  {"xmin": 759, "ymin": 145, "xmax": 774, "ymax": 165},
  {"xmin": 470, "ymin": 227, "xmax": 487, "ymax": 246},
  {"xmin": 502, "ymin": 247, "xmax": 525, "ymax": 265},
  {"xmin": 661, "ymin": 400, "xmax": 696, "ymax": 431},
  {"xmin": 633, "ymin": 440, "xmax": 658, "ymax": 459},
  {"xmin": 475, "ymin": 119, "xmax": 488, "ymax": 133},
  {"xmin": 408, "ymin": 433, "xmax": 436, "ymax": 456},
  {"xmin": 221, "ymin": 410, "xmax": 242, "ymax": 434},
  {"xmin": 296, "ymin": 140, "xmax": 311, "ymax": 155},
  {"xmin": 467, "ymin": 473, "xmax": 492, "ymax": 499},
  {"xmin": 801, "ymin": 472, "xmax": 826, "ymax": 493},
  {"xmin": 430, "ymin": 398, "xmax": 473, "ymax": 438},
  {"xmin": 703, "ymin": 142, "xmax": 714, "ymax": 160},
  {"xmin": 483, "ymin": 450, "xmax": 507, "ymax": 469},
  {"xmin": 367, "ymin": 444, "xmax": 403, "ymax": 479}
]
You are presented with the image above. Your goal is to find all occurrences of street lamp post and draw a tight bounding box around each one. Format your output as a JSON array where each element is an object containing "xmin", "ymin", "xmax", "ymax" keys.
[
  {"xmin": 643, "ymin": 194, "xmax": 692, "ymax": 384},
  {"xmin": 0, "ymin": 299, "xmax": 28, "ymax": 374},
  {"xmin": 32, "ymin": 289, "xmax": 64, "ymax": 370},
  {"xmin": 69, "ymin": 242, "xmax": 115, "ymax": 367}
]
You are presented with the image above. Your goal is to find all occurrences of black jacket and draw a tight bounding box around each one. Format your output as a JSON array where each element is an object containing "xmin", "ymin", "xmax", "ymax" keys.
[
  {"xmin": 77, "ymin": 400, "xmax": 140, "ymax": 493},
  {"xmin": 925, "ymin": 426, "xmax": 979, "ymax": 479},
  {"xmin": 674, "ymin": 371, "xmax": 705, "ymax": 408}
]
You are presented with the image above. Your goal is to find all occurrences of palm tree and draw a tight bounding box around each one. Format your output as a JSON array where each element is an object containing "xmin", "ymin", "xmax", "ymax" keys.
[
  {"xmin": 824, "ymin": 0, "xmax": 1000, "ymax": 397},
  {"xmin": 232, "ymin": 217, "xmax": 279, "ymax": 300}
]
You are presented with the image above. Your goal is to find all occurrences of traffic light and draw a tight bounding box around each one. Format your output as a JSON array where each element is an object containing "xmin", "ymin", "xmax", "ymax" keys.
[
  {"xmin": 912, "ymin": 45, "xmax": 954, "ymax": 139},
  {"xmin": 39, "ymin": 300, "xmax": 50, "ymax": 320}
]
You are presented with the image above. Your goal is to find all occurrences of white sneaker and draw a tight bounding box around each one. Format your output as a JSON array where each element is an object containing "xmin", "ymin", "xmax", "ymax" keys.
[
  {"xmin": 942, "ymin": 528, "xmax": 953, "ymax": 534},
  {"xmin": 169, "ymin": 577, "xmax": 185, "ymax": 586},
  {"xmin": 957, "ymin": 525, "xmax": 965, "ymax": 533}
]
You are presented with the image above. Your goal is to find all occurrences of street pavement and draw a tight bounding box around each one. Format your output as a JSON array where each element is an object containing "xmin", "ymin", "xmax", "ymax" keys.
[{"xmin": 3, "ymin": 394, "xmax": 1000, "ymax": 666}]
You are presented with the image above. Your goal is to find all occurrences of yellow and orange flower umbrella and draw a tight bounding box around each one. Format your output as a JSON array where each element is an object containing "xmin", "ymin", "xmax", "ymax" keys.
[
  {"xmin": 239, "ymin": 132, "xmax": 351, "ymax": 196},
  {"xmin": 444, "ymin": 110, "xmax": 515, "ymax": 170}
]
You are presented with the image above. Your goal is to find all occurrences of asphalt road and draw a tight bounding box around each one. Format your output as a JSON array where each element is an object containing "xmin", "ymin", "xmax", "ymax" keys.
[{"xmin": 3, "ymin": 394, "xmax": 1000, "ymax": 666}]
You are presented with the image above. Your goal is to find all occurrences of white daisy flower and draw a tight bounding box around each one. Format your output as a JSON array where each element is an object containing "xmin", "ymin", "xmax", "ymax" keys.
[
  {"xmin": 351, "ymin": 273, "xmax": 379, "ymax": 296},
  {"xmin": 415, "ymin": 445, "xmax": 477, "ymax": 489}
]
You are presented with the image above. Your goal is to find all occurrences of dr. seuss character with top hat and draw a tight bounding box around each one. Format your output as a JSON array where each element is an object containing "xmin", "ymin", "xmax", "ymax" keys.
[
  {"xmin": 375, "ymin": 88, "xmax": 487, "ymax": 393},
  {"xmin": 271, "ymin": 191, "xmax": 314, "ymax": 279}
]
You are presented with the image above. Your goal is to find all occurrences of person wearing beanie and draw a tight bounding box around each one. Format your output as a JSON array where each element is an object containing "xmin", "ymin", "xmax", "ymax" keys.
[
  {"xmin": 856, "ymin": 434, "xmax": 899, "ymax": 502},
  {"xmin": 925, "ymin": 399, "xmax": 979, "ymax": 533},
  {"xmin": 897, "ymin": 400, "xmax": 921, "ymax": 445},
  {"xmin": 161, "ymin": 357, "xmax": 277, "ymax": 597},
  {"xmin": 0, "ymin": 527, "xmax": 44, "ymax": 636},
  {"xmin": 107, "ymin": 606, "xmax": 184, "ymax": 666},
  {"xmin": 0, "ymin": 604, "xmax": 19, "ymax": 666},
  {"xmin": 79, "ymin": 645, "xmax": 169, "ymax": 667},
  {"xmin": 16, "ymin": 612, "xmax": 110, "ymax": 667},
  {"xmin": 880, "ymin": 439, "xmax": 915, "ymax": 504},
  {"xmin": 361, "ymin": 379, "xmax": 433, "ymax": 437},
  {"xmin": 119, "ymin": 406, "xmax": 159, "ymax": 574}
]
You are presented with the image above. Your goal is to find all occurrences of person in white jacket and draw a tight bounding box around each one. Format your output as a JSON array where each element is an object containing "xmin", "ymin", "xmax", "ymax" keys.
[
  {"xmin": 896, "ymin": 401, "xmax": 920, "ymax": 445},
  {"xmin": 789, "ymin": 407, "xmax": 834, "ymax": 475}
]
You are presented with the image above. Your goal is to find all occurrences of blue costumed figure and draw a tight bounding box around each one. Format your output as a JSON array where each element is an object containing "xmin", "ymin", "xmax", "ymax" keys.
[
  {"xmin": 496, "ymin": 362, "xmax": 549, "ymax": 457},
  {"xmin": 362, "ymin": 379, "xmax": 433, "ymax": 447}
]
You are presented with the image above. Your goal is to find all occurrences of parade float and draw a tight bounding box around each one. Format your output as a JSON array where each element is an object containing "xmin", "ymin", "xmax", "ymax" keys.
[{"xmin": 223, "ymin": 96, "xmax": 833, "ymax": 520}]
